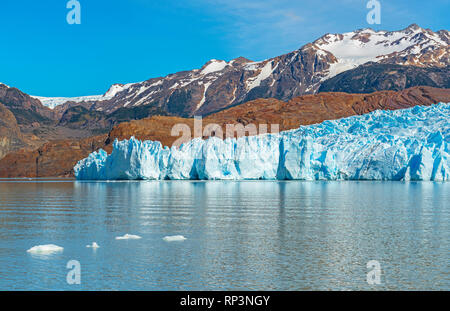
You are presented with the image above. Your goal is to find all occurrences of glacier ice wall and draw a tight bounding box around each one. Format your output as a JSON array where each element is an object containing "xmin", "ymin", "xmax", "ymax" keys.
[{"xmin": 75, "ymin": 103, "xmax": 450, "ymax": 181}]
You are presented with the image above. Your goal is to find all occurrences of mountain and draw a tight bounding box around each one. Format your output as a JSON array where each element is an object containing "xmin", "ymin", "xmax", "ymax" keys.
[
  {"xmin": 1, "ymin": 24, "xmax": 448, "ymax": 167},
  {"xmin": 318, "ymin": 63, "xmax": 450, "ymax": 93},
  {"xmin": 0, "ymin": 103, "xmax": 26, "ymax": 159},
  {"xmin": 0, "ymin": 84, "xmax": 56, "ymax": 158},
  {"xmin": 0, "ymin": 83, "xmax": 105, "ymax": 158},
  {"xmin": 31, "ymin": 24, "xmax": 449, "ymax": 118},
  {"xmin": 0, "ymin": 83, "xmax": 56, "ymax": 126},
  {"xmin": 1, "ymin": 86, "xmax": 448, "ymax": 178}
]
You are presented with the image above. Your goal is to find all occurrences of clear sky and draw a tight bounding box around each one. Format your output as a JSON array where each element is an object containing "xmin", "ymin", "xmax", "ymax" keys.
[{"xmin": 0, "ymin": 0, "xmax": 448, "ymax": 97}]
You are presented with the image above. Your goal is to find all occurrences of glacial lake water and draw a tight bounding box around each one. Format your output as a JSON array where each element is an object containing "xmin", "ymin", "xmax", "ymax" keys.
[{"xmin": 0, "ymin": 180, "xmax": 448, "ymax": 291}]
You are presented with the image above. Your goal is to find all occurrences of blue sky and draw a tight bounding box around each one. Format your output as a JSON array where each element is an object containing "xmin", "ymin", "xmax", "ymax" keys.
[{"xmin": 0, "ymin": 0, "xmax": 448, "ymax": 96}]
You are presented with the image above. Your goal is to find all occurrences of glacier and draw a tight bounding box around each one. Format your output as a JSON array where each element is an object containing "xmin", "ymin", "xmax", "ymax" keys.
[{"xmin": 75, "ymin": 103, "xmax": 450, "ymax": 181}]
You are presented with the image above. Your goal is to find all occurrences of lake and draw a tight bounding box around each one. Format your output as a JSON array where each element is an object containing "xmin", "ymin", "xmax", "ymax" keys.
[{"xmin": 0, "ymin": 180, "xmax": 448, "ymax": 290}]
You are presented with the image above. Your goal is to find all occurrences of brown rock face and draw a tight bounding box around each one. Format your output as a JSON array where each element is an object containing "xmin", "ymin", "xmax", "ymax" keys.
[
  {"xmin": 0, "ymin": 103, "xmax": 26, "ymax": 159},
  {"xmin": 0, "ymin": 84, "xmax": 106, "ymax": 158},
  {"xmin": 0, "ymin": 86, "xmax": 448, "ymax": 178},
  {"xmin": 0, "ymin": 84, "xmax": 56, "ymax": 125},
  {"xmin": 211, "ymin": 86, "xmax": 450, "ymax": 128},
  {"xmin": 0, "ymin": 135, "xmax": 107, "ymax": 178}
]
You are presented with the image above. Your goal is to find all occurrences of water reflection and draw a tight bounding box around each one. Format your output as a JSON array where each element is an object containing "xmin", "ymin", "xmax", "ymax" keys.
[{"xmin": 0, "ymin": 180, "xmax": 448, "ymax": 290}]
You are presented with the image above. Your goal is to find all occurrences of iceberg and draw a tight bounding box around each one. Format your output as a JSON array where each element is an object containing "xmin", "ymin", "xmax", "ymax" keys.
[
  {"xmin": 163, "ymin": 235, "xmax": 187, "ymax": 242},
  {"xmin": 27, "ymin": 244, "xmax": 64, "ymax": 254},
  {"xmin": 115, "ymin": 234, "xmax": 142, "ymax": 240},
  {"xmin": 75, "ymin": 103, "xmax": 450, "ymax": 181},
  {"xmin": 86, "ymin": 242, "xmax": 100, "ymax": 248}
]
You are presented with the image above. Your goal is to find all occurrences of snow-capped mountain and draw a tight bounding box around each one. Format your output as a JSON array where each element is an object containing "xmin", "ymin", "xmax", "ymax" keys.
[
  {"xmin": 35, "ymin": 24, "xmax": 449, "ymax": 117},
  {"xmin": 313, "ymin": 24, "xmax": 449, "ymax": 80}
]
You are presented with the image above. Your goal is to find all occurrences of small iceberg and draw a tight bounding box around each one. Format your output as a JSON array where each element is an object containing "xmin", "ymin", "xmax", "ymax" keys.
[
  {"xmin": 86, "ymin": 242, "xmax": 100, "ymax": 248},
  {"xmin": 163, "ymin": 235, "xmax": 187, "ymax": 242},
  {"xmin": 27, "ymin": 244, "xmax": 64, "ymax": 254},
  {"xmin": 115, "ymin": 234, "xmax": 142, "ymax": 240}
]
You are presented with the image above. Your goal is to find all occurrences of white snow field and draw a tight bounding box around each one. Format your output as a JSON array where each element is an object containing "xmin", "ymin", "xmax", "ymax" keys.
[
  {"xmin": 32, "ymin": 83, "xmax": 136, "ymax": 109},
  {"xmin": 75, "ymin": 103, "xmax": 450, "ymax": 181}
]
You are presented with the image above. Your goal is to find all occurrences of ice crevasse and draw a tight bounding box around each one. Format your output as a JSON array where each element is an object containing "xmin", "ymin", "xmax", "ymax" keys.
[{"xmin": 75, "ymin": 103, "xmax": 450, "ymax": 181}]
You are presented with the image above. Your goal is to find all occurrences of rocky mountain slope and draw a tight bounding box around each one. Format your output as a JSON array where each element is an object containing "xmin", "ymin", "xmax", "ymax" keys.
[
  {"xmin": 0, "ymin": 103, "xmax": 26, "ymax": 159},
  {"xmin": 31, "ymin": 24, "xmax": 449, "ymax": 119},
  {"xmin": 1, "ymin": 86, "xmax": 448, "ymax": 178},
  {"xmin": 0, "ymin": 84, "xmax": 106, "ymax": 158},
  {"xmin": 0, "ymin": 83, "xmax": 56, "ymax": 125},
  {"xmin": 318, "ymin": 63, "xmax": 450, "ymax": 93}
]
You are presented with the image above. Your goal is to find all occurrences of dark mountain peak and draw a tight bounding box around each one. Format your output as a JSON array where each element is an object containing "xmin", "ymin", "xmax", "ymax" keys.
[
  {"xmin": 354, "ymin": 27, "xmax": 376, "ymax": 33},
  {"xmin": 404, "ymin": 23, "xmax": 422, "ymax": 32},
  {"xmin": 231, "ymin": 56, "xmax": 252, "ymax": 65}
]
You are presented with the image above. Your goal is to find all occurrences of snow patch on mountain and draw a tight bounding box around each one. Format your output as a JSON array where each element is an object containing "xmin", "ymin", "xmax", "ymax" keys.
[
  {"xmin": 196, "ymin": 81, "xmax": 212, "ymax": 111},
  {"xmin": 104, "ymin": 83, "xmax": 135, "ymax": 98},
  {"xmin": 201, "ymin": 60, "xmax": 228, "ymax": 75},
  {"xmin": 246, "ymin": 61, "xmax": 276, "ymax": 91}
]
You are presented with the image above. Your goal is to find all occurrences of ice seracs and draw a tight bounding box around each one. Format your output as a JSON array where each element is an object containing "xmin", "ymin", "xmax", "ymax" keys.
[
  {"xmin": 27, "ymin": 244, "xmax": 64, "ymax": 254},
  {"xmin": 75, "ymin": 103, "xmax": 450, "ymax": 181},
  {"xmin": 115, "ymin": 234, "xmax": 142, "ymax": 240}
]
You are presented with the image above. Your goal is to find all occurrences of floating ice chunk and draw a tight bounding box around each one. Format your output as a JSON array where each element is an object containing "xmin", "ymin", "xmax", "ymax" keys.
[
  {"xmin": 115, "ymin": 234, "xmax": 142, "ymax": 240},
  {"xmin": 163, "ymin": 235, "xmax": 187, "ymax": 242},
  {"xmin": 27, "ymin": 244, "xmax": 64, "ymax": 254},
  {"xmin": 86, "ymin": 242, "xmax": 100, "ymax": 248}
]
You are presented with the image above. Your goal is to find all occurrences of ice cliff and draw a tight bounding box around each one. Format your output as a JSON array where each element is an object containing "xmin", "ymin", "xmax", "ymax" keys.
[{"xmin": 75, "ymin": 103, "xmax": 450, "ymax": 181}]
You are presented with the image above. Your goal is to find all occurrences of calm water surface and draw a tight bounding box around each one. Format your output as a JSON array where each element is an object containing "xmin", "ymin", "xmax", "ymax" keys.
[{"xmin": 0, "ymin": 180, "xmax": 448, "ymax": 290}]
